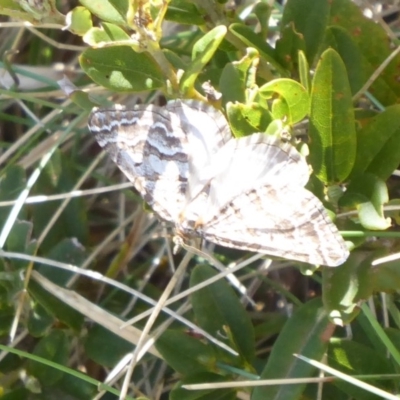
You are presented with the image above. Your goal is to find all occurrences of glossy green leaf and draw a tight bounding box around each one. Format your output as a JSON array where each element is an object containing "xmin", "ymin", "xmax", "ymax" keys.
[
  {"xmin": 156, "ymin": 329, "xmax": 216, "ymax": 376},
  {"xmin": 219, "ymin": 48, "xmax": 259, "ymax": 105},
  {"xmin": 179, "ymin": 26, "xmax": 227, "ymax": 95},
  {"xmin": 259, "ymin": 79, "xmax": 308, "ymax": 124},
  {"xmin": 339, "ymin": 173, "xmax": 390, "ymax": 230},
  {"xmin": 191, "ymin": 26, "xmax": 227, "ymax": 61},
  {"xmin": 351, "ymin": 105, "xmax": 400, "ymax": 180},
  {"xmin": 323, "ymin": 26, "xmax": 364, "ymax": 95},
  {"xmin": 79, "ymin": 0, "xmax": 128, "ymax": 26},
  {"xmin": 309, "ymin": 48, "xmax": 356, "ymax": 184},
  {"xmin": 83, "ymin": 22, "xmax": 130, "ymax": 45},
  {"xmin": 328, "ymin": 340, "xmax": 395, "ymax": 397},
  {"xmin": 27, "ymin": 330, "xmax": 69, "ymax": 386},
  {"xmin": 330, "ymin": 0, "xmax": 400, "ymax": 105},
  {"xmin": 270, "ymin": 98, "xmax": 290, "ymax": 125},
  {"xmin": 228, "ymin": 23, "xmax": 285, "ymax": 74},
  {"xmin": 65, "ymin": 6, "xmax": 93, "ymax": 36},
  {"xmin": 322, "ymin": 253, "xmax": 370, "ymax": 324},
  {"xmin": 226, "ymin": 102, "xmax": 272, "ymax": 137},
  {"xmin": 252, "ymin": 298, "xmax": 331, "ymax": 400},
  {"xmin": 190, "ymin": 264, "xmax": 255, "ymax": 363},
  {"xmin": 281, "ymin": 0, "xmax": 330, "ymax": 64},
  {"xmin": 275, "ymin": 22, "xmax": 306, "ymax": 71},
  {"xmin": 80, "ymin": 47, "xmax": 165, "ymax": 92}
]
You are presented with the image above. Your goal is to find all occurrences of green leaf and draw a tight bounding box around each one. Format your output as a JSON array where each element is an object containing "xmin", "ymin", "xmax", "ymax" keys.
[
  {"xmin": 79, "ymin": 0, "xmax": 128, "ymax": 26},
  {"xmin": 31, "ymin": 152, "xmax": 88, "ymax": 251},
  {"xmin": 156, "ymin": 329, "xmax": 216, "ymax": 376},
  {"xmin": 6, "ymin": 220, "xmax": 32, "ymax": 254},
  {"xmin": 369, "ymin": 260, "xmax": 400, "ymax": 294},
  {"xmin": 80, "ymin": 47, "xmax": 165, "ymax": 92},
  {"xmin": 259, "ymin": 78, "xmax": 309, "ymax": 124},
  {"xmin": 163, "ymin": 48, "xmax": 188, "ymax": 70},
  {"xmin": 38, "ymin": 238, "xmax": 87, "ymax": 286},
  {"xmin": 179, "ymin": 26, "xmax": 227, "ymax": 95},
  {"xmin": 228, "ymin": 23, "xmax": 284, "ymax": 74},
  {"xmin": 27, "ymin": 330, "xmax": 69, "ymax": 386},
  {"xmin": 264, "ymin": 119, "xmax": 288, "ymax": 138},
  {"xmin": 0, "ymin": 165, "xmax": 27, "ymax": 222},
  {"xmin": 330, "ymin": 0, "xmax": 400, "ymax": 106},
  {"xmin": 252, "ymin": 298, "xmax": 331, "ymax": 400},
  {"xmin": 275, "ymin": 22, "xmax": 306, "ymax": 71},
  {"xmin": 339, "ymin": 173, "xmax": 390, "ymax": 230},
  {"xmin": 351, "ymin": 105, "xmax": 400, "ymax": 181},
  {"xmin": 226, "ymin": 102, "xmax": 272, "ymax": 137},
  {"xmin": 69, "ymin": 89, "xmax": 96, "ymax": 111},
  {"xmin": 83, "ymin": 22, "xmax": 130, "ymax": 45},
  {"xmin": 309, "ymin": 48, "xmax": 356, "ymax": 184},
  {"xmin": 328, "ymin": 340, "xmax": 395, "ymax": 397},
  {"xmin": 322, "ymin": 253, "xmax": 370, "ymax": 324},
  {"xmin": 323, "ymin": 26, "xmax": 364, "ymax": 95},
  {"xmin": 0, "ymin": 0, "xmax": 64, "ymax": 24},
  {"xmin": 84, "ymin": 324, "xmax": 133, "ymax": 367},
  {"xmin": 281, "ymin": 0, "xmax": 330, "ymax": 64},
  {"xmin": 253, "ymin": 313, "xmax": 287, "ymax": 342},
  {"xmin": 190, "ymin": 264, "xmax": 255, "ymax": 363},
  {"xmin": 0, "ymin": 307, "xmax": 14, "ymax": 337},
  {"xmin": 252, "ymin": 2, "xmax": 272, "ymax": 39},
  {"xmin": 65, "ymin": 6, "xmax": 93, "ymax": 36},
  {"xmin": 0, "ymin": 388, "xmax": 29, "ymax": 400},
  {"xmin": 298, "ymin": 51, "xmax": 310, "ymax": 92},
  {"xmin": 57, "ymin": 372, "xmax": 96, "ymax": 400},
  {"xmin": 165, "ymin": 0, "xmax": 204, "ymax": 25},
  {"xmin": 27, "ymin": 302, "xmax": 54, "ymax": 337},
  {"xmin": 220, "ymin": 48, "xmax": 259, "ymax": 105}
]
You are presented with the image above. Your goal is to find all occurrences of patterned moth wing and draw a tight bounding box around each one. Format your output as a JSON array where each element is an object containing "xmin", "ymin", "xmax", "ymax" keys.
[
  {"xmin": 89, "ymin": 99, "xmax": 349, "ymax": 266},
  {"xmin": 178, "ymin": 134, "xmax": 349, "ymax": 266},
  {"xmin": 88, "ymin": 100, "xmax": 232, "ymax": 222}
]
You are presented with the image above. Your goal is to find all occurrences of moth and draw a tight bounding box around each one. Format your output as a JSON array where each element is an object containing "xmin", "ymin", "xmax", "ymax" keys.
[{"xmin": 88, "ymin": 100, "xmax": 349, "ymax": 266}]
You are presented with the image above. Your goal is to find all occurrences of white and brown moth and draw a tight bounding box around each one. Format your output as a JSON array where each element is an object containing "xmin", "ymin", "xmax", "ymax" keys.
[{"xmin": 88, "ymin": 100, "xmax": 349, "ymax": 266}]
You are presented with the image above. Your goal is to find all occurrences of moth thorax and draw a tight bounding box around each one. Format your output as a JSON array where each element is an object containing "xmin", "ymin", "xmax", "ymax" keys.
[{"xmin": 176, "ymin": 208, "xmax": 204, "ymax": 238}]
